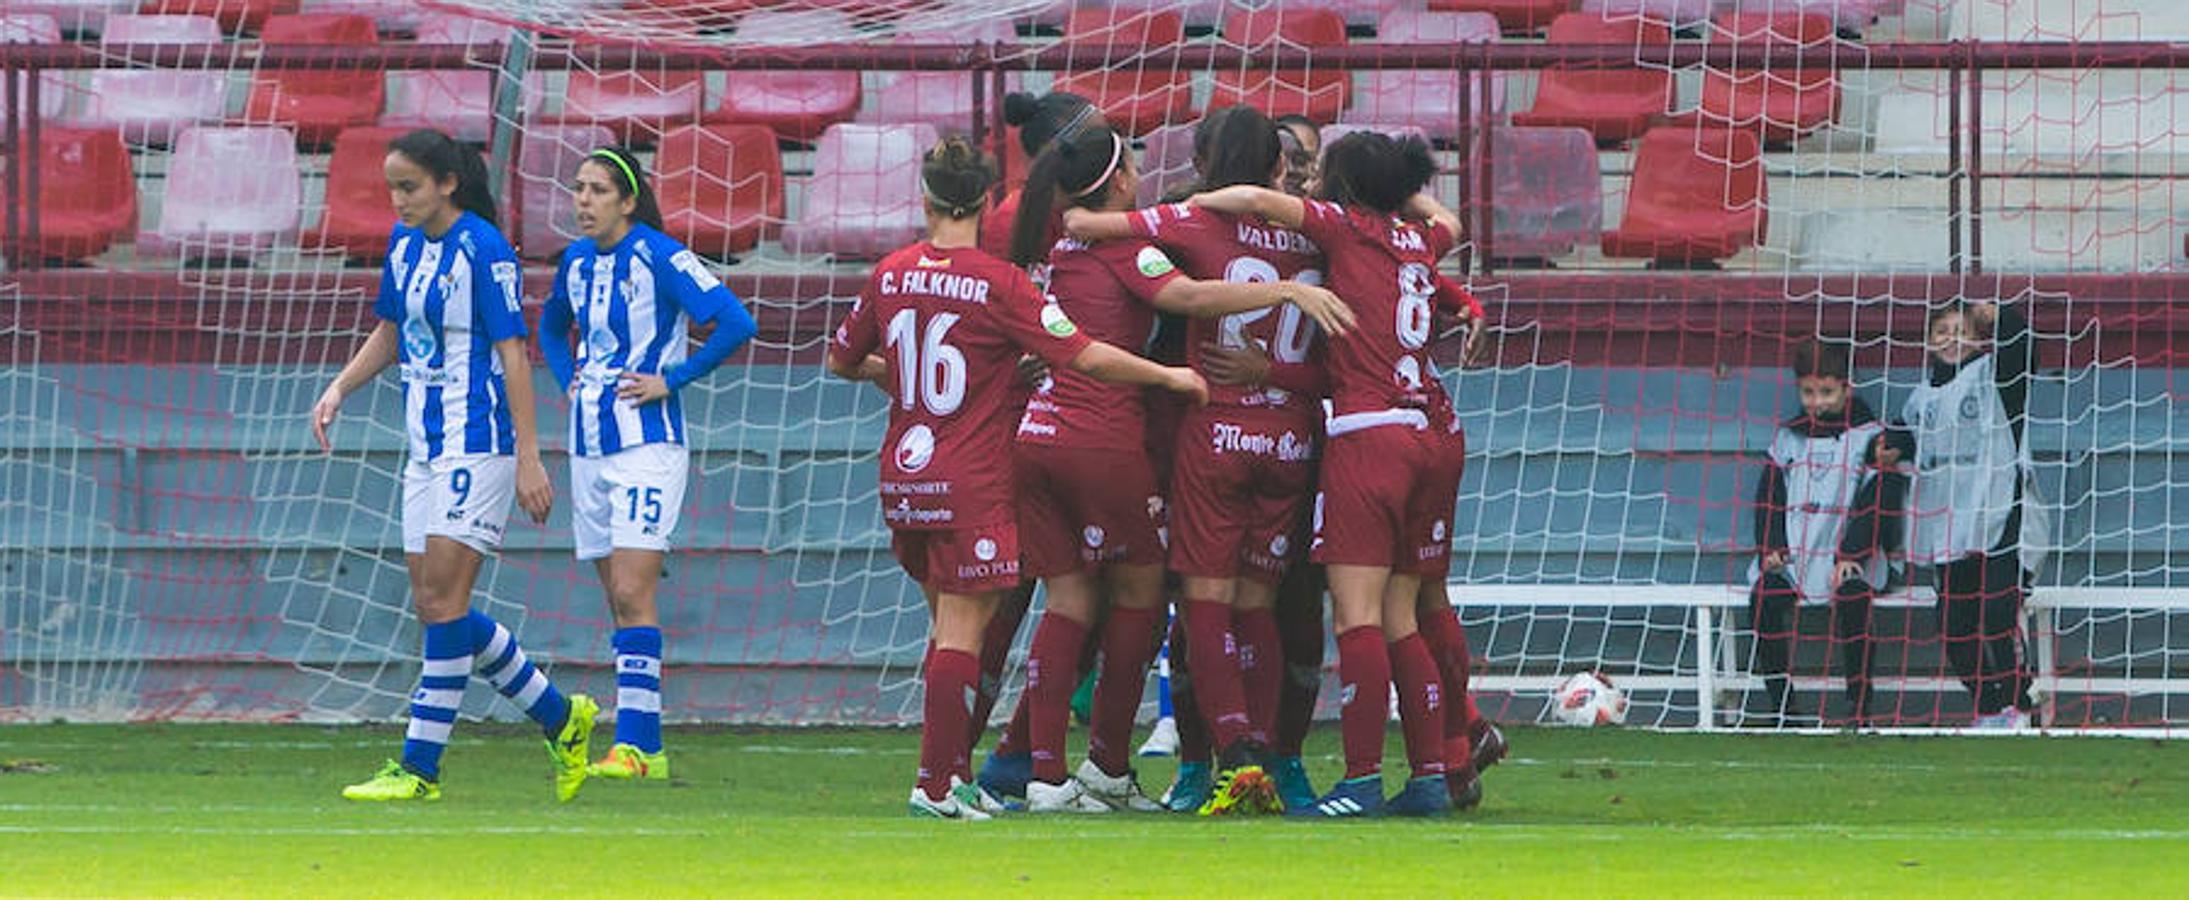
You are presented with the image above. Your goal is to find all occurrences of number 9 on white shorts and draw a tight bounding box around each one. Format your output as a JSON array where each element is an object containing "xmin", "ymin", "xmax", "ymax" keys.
[
  {"xmin": 571, "ymin": 443, "xmax": 690, "ymax": 561},
  {"xmin": 403, "ymin": 455, "xmax": 516, "ymax": 556}
]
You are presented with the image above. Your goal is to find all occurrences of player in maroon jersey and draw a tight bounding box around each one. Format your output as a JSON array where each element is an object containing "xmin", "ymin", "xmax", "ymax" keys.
[
  {"xmin": 1003, "ymin": 122, "xmax": 1351, "ymax": 814},
  {"xmin": 963, "ymin": 90, "xmax": 1107, "ymax": 776},
  {"xmin": 825, "ymin": 137, "xmax": 1208, "ymax": 821},
  {"xmin": 1408, "ymin": 274, "xmax": 1505, "ymax": 809},
  {"xmin": 1190, "ymin": 131, "xmax": 1465, "ymax": 818},
  {"xmin": 1060, "ymin": 106, "xmax": 1336, "ymax": 814},
  {"xmin": 980, "ymin": 91, "xmax": 1103, "ymax": 257}
]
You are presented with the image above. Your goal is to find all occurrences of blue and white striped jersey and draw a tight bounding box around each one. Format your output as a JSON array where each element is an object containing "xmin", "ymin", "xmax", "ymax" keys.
[
  {"xmin": 549, "ymin": 223, "xmax": 739, "ymax": 457},
  {"xmin": 373, "ymin": 211, "xmax": 527, "ymax": 463}
]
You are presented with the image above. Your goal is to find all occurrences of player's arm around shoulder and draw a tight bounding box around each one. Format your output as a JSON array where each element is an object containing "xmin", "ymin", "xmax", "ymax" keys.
[{"xmin": 1189, "ymin": 185, "xmax": 1304, "ymax": 229}]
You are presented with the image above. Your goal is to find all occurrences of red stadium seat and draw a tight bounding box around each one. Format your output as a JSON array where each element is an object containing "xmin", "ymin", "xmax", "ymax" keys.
[
  {"xmin": 782, "ymin": 123, "xmax": 938, "ymax": 259},
  {"xmin": 1694, "ymin": 11, "xmax": 1841, "ymax": 142},
  {"xmin": 1100, "ymin": 0, "xmax": 1230, "ymax": 29},
  {"xmin": 623, "ymin": 0, "xmax": 769, "ymax": 27},
  {"xmin": 1281, "ymin": 0, "xmax": 1410, "ymax": 28},
  {"xmin": 1051, "ymin": 8, "xmax": 1193, "ymax": 137},
  {"xmin": 857, "ymin": 20, "xmax": 1019, "ymax": 134},
  {"xmin": 1426, "ymin": 0, "xmax": 1569, "ymax": 35},
  {"xmin": 1600, "ymin": 127, "xmax": 1766, "ymax": 265},
  {"xmin": 311, "ymin": 126, "xmax": 407, "ymax": 262},
  {"xmin": 1208, "ymin": 7, "xmax": 1351, "ymax": 125},
  {"xmin": 245, "ymin": 13, "xmax": 383, "ymax": 148},
  {"xmin": 2, "ymin": 127, "xmax": 138, "ymax": 264},
  {"xmin": 710, "ymin": 70, "xmax": 861, "ymax": 143},
  {"xmin": 1344, "ymin": 10, "xmax": 1504, "ymax": 141},
  {"xmin": 140, "ymin": 0, "xmax": 297, "ymax": 33},
  {"xmin": 1480, "ymin": 126, "xmax": 1602, "ymax": 264},
  {"xmin": 1513, "ymin": 13, "xmax": 1674, "ymax": 145},
  {"xmin": 140, "ymin": 126, "xmax": 304, "ymax": 258},
  {"xmin": 656, "ymin": 123, "xmax": 785, "ymax": 259},
  {"xmin": 711, "ymin": 9, "xmax": 862, "ymax": 142},
  {"xmin": 1725, "ymin": 0, "xmax": 1888, "ymax": 36},
  {"xmin": 309, "ymin": 0, "xmax": 427, "ymax": 33},
  {"xmin": 561, "ymin": 70, "xmax": 709, "ymax": 146},
  {"xmin": 1580, "ymin": 0, "xmax": 1714, "ymax": 31},
  {"xmin": 80, "ymin": 14, "xmax": 227, "ymax": 146},
  {"xmin": 382, "ymin": 16, "xmax": 529, "ymax": 142}
]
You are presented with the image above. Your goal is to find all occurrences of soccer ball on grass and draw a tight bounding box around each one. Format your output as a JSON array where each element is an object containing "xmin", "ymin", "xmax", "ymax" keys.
[{"xmin": 1551, "ymin": 671, "xmax": 1628, "ymax": 727}]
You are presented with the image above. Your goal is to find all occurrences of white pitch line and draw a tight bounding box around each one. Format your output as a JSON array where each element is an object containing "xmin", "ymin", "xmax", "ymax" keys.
[
  {"xmin": 0, "ymin": 825, "xmax": 708, "ymax": 837},
  {"xmin": 0, "ymin": 804, "xmax": 308, "ymax": 814},
  {"xmin": 3, "ymin": 812, "xmax": 2178, "ymax": 843},
  {"xmin": 822, "ymin": 825, "xmax": 2189, "ymax": 843},
  {"xmin": 0, "ymin": 740, "xmax": 379, "ymax": 751},
  {"xmin": 1508, "ymin": 757, "xmax": 2050, "ymax": 775},
  {"xmin": 731, "ymin": 744, "xmax": 917, "ymax": 756}
]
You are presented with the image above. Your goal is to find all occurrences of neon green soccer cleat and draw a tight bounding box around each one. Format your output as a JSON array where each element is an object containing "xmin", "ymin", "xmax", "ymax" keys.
[
  {"xmin": 588, "ymin": 742, "xmax": 670, "ymax": 781},
  {"xmin": 341, "ymin": 760, "xmax": 441, "ymax": 802},
  {"xmin": 547, "ymin": 693, "xmax": 600, "ymax": 802},
  {"xmin": 1198, "ymin": 764, "xmax": 1279, "ymax": 817}
]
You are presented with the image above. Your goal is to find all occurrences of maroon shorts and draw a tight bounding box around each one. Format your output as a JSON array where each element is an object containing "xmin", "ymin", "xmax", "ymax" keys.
[
  {"xmin": 1310, "ymin": 421, "xmax": 1446, "ymax": 569},
  {"xmin": 1168, "ymin": 409, "xmax": 1317, "ymax": 585},
  {"xmin": 891, "ymin": 522, "xmax": 1022, "ymax": 595},
  {"xmin": 1399, "ymin": 423, "xmax": 1466, "ymax": 578},
  {"xmin": 1015, "ymin": 443, "xmax": 1167, "ymax": 578}
]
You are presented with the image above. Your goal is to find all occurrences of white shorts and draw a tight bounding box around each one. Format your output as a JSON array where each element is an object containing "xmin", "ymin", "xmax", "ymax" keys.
[
  {"xmin": 402, "ymin": 454, "xmax": 515, "ymax": 556},
  {"xmin": 571, "ymin": 443, "xmax": 690, "ymax": 561}
]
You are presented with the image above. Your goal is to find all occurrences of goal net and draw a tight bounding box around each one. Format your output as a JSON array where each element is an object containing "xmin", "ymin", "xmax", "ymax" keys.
[{"xmin": 3, "ymin": 0, "xmax": 2184, "ymax": 733}]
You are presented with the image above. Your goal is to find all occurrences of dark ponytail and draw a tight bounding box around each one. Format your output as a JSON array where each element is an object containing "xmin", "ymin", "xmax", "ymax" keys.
[
  {"xmin": 1314, "ymin": 131, "xmax": 1438, "ymax": 214},
  {"xmin": 1003, "ymin": 90, "xmax": 1098, "ymax": 158},
  {"xmin": 1009, "ymin": 125, "xmax": 1129, "ymax": 266},
  {"xmin": 920, "ymin": 135, "xmax": 996, "ymax": 220},
  {"xmin": 389, "ymin": 128, "xmax": 497, "ymax": 227},
  {"xmin": 1192, "ymin": 104, "xmax": 1283, "ymax": 191},
  {"xmin": 583, "ymin": 145, "xmax": 664, "ymax": 231}
]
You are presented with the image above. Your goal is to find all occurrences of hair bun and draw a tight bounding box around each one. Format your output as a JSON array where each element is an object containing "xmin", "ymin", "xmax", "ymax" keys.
[{"xmin": 1003, "ymin": 92, "xmax": 1040, "ymax": 127}]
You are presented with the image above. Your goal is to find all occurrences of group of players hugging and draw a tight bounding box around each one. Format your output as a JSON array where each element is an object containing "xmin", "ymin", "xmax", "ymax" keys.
[
  {"xmin": 322, "ymin": 82, "xmax": 2044, "ymax": 818},
  {"xmin": 836, "ymin": 90, "xmax": 2049, "ymax": 821},
  {"xmin": 828, "ymin": 92, "xmax": 1509, "ymax": 821}
]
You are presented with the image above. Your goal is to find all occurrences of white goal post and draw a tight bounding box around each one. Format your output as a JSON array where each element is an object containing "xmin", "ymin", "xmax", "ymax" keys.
[{"xmin": 1456, "ymin": 582, "xmax": 2189, "ymax": 733}]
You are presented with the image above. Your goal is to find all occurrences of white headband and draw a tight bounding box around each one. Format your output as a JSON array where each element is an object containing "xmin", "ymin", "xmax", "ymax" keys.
[
  {"xmin": 1068, "ymin": 131, "xmax": 1125, "ymax": 199},
  {"xmin": 921, "ymin": 175, "xmax": 987, "ymax": 215}
]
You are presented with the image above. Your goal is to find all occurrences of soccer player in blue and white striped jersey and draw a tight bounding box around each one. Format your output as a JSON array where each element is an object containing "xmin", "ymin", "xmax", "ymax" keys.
[
  {"xmin": 315, "ymin": 129, "xmax": 599, "ymax": 804},
  {"xmin": 539, "ymin": 147, "xmax": 758, "ymax": 781}
]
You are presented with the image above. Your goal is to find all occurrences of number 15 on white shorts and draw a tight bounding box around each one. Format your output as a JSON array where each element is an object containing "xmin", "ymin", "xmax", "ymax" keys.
[{"xmin": 571, "ymin": 443, "xmax": 690, "ymax": 561}]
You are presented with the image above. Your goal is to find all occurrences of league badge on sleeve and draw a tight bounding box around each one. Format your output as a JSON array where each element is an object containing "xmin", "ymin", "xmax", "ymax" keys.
[
  {"xmin": 1040, "ymin": 303, "xmax": 1079, "ymax": 338},
  {"xmin": 1135, "ymin": 246, "xmax": 1175, "ymax": 278}
]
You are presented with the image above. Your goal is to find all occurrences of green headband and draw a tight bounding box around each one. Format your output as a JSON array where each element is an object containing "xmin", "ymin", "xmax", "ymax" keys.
[{"xmin": 589, "ymin": 148, "xmax": 640, "ymax": 193}]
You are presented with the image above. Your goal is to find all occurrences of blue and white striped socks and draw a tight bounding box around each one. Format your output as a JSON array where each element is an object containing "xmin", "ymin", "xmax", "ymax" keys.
[
  {"xmin": 469, "ymin": 610, "xmax": 571, "ymax": 738},
  {"xmin": 613, "ymin": 626, "xmax": 664, "ymax": 754},
  {"xmin": 400, "ymin": 619, "xmax": 472, "ymax": 781}
]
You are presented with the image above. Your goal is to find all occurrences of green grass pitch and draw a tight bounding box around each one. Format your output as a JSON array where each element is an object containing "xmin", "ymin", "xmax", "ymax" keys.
[{"xmin": 1, "ymin": 723, "xmax": 2183, "ymax": 896}]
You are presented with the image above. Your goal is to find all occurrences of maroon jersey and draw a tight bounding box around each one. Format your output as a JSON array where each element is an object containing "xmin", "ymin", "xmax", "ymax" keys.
[
  {"xmin": 1130, "ymin": 202, "xmax": 1326, "ymax": 419},
  {"xmin": 831, "ymin": 241, "xmax": 1094, "ymax": 530},
  {"xmin": 1016, "ymin": 237, "xmax": 1180, "ymax": 453},
  {"xmin": 1292, "ymin": 199, "xmax": 1457, "ymax": 421},
  {"xmin": 1424, "ymin": 274, "xmax": 1479, "ymax": 437}
]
